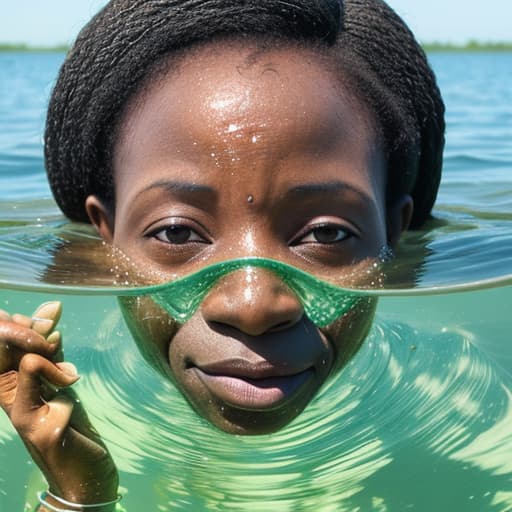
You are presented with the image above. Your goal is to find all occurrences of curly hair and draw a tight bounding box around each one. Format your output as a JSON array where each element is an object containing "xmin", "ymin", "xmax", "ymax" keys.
[{"xmin": 45, "ymin": 0, "xmax": 444, "ymax": 229}]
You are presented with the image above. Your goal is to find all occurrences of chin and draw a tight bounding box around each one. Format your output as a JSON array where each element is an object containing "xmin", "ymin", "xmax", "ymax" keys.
[
  {"xmin": 181, "ymin": 378, "xmax": 321, "ymax": 435},
  {"xmin": 198, "ymin": 402, "xmax": 310, "ymax": 435}
]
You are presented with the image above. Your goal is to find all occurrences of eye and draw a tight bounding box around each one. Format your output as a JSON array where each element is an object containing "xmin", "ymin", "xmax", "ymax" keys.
[
  {"xmin": 152, "ymin": 225, "xmax": 205, "ymax": 245},
  {"xmin": 295, "ymin": 224, "xmax": 352, "ymax": 245}
]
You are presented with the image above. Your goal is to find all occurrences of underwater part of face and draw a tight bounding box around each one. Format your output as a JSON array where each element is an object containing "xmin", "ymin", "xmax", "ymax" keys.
[
  {"xmin": 90, "ymin": 43, "xmax": 402, "ymax": 434},
  {"xmin": 119, "ymin": 290, "xmax": 377, "ymax": 435}
]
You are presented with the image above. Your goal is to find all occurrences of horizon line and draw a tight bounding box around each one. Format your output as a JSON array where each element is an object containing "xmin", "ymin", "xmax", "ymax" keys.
[{"xmin": 1, "ymin": 40, "xmax": 512, "ymax": 52}]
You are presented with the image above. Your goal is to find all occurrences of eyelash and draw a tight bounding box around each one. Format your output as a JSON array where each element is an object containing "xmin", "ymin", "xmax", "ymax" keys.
[
  {"xmin": 291, "ymin": 223, "xmax": 354, "ymax": 246},
  {"xmin": 149, "ymin": 225, "xmax": 207, "ymax": 245},
  {"xmin": 147, "ymin": 221, "xmax": 353, "ymax": 247}
]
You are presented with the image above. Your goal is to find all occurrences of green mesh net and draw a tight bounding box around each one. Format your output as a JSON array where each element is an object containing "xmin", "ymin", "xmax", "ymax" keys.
[{"xmin": 123, "ymin": 258, "xmax": 368, "ymax": 327}]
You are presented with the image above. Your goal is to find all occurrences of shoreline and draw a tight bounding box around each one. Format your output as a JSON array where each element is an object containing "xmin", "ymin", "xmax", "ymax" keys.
[
  {"xmin": 0, "ymin": 44, "xmax": 69, "ymax": 53},
  {"xmin": 1, "ymin": 42, "xmax": 512, "ymax": 53},
  {"xmin": 423, "ymin": 42, "xmax": 512, "ymax": 53}
]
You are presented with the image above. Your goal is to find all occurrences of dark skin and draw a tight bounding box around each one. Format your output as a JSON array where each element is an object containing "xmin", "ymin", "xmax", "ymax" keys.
[
  {"xmin": 0, "ymin": 306, "xmax": 119, "ymax": 510},
  {"xmin": 0, "ymin": 43, "xmax": 412, "ymax": 506}
]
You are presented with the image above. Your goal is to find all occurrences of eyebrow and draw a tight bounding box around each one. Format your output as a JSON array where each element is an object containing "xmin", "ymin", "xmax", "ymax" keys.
[
  {"xmin": 138, "ymin": 180, "xmax": 218, "ymax": 199},
  {"xmin": 284, "ymin": 181, "xmax": 372, "ymax": 203}
]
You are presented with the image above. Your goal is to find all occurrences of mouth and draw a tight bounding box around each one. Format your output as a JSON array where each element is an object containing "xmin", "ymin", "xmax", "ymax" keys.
[{"xmin": 191, "ymin": 361, "xmax": 315, "ymax": 410}]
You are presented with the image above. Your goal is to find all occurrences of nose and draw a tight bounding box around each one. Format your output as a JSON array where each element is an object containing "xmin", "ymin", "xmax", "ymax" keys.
[{"xmin": 200, "ymin": 268, "xmax": 304, "ymax": 336}]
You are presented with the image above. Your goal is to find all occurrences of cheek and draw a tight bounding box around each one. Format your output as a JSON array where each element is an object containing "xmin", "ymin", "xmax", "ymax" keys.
[
  {"xmin": 166, "ymin": 316, "xmax": 218, "ymax": 378},
  {"xmin": 118, "ymin": 296, "xmax": 180, "ymax": 377},
  {"xmin": 322, "ymin": 297, "xmax": 378, "ymax": 375}
]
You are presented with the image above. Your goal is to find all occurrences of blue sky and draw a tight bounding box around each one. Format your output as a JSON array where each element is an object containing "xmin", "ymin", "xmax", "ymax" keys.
[{"xmin": 1, "ymin": 0, "xmax": 511, "ymax": 46}]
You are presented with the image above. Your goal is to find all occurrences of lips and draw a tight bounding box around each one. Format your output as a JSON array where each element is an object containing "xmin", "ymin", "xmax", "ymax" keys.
[{"xmin": 191, "ymin": 360, "xmax": 314, "ymax": 410}]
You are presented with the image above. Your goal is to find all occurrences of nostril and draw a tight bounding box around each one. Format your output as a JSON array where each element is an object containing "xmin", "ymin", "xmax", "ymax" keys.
[
  {"xmin": 268, "ymin": 316, "xmax": 303, "ymax": 333},
  {"xmin": 206, "ymin": 318, "xmax": 298, "ymax": 335},
  {"xmin": 204, "ymin": 306, "xmax": 303, "ymax": 337}
]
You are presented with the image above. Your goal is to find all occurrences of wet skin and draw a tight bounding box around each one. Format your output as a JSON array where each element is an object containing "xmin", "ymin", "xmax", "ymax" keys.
[{"xmin": 86, "ymin": 43, "xmax": 411, "ymax": 434}]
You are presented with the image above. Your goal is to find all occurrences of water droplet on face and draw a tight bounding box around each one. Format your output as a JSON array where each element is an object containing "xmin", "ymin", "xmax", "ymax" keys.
[
  {"xmin": 247, "ymin": 195, "xmax": 254, "ymax": 204},
  {"xmin": 226, "ymin": 123, "xmax": 239, "ymax": 133}
]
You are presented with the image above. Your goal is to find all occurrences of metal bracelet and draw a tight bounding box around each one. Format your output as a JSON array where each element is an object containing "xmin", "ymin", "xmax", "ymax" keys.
[
  {"xmin": 37, "ymin": 492, "xmax": 75, "ymax": 512},
  {"xmin": 37, "ymin": 490, "xmax": 122, "ymax": 511}
]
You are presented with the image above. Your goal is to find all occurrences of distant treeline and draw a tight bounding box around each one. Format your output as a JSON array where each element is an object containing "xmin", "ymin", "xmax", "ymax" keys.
[
  {"xmin": 0, "ymin": 43, "xmax": 69, "ymax": 52},
  {"xmin": 1, "ymin": 41, "xmax": 512, "ymax": 53},
  {"xmin": 423, "ymin": 41, "xmax": 512, "ymax": 52}
]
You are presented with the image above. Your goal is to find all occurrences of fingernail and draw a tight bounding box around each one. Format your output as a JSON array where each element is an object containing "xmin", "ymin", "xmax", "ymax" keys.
[
  {"xmin": 46, "ymin": 331, "xmax": 61, "ymax": 344},
  {"xmin": 57, "ymin": 362, "xmax": 79, "ymax": 378},
  {"xmin": 32, "ymin": 302, "xmax": 62, "ymax": 324},
  {"xmin": 31, "ymin": 317, "xmax": 54, "ymax": 336}
]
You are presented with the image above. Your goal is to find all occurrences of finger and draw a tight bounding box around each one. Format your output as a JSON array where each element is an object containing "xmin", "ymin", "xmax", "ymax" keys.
[
  {"xmin": 47, "ymin": 331, "xmax": 61, "ymax": 345},
  {"xmin": 55, "ymin": 361, "xmax": 78, "ymax": 378},
  {"xmin": 46, "ymin": 331, "xmax": 64, "ymax": 364},
  {"xmin": 31, "ymin": 302, "xmax": 62, "ymax": 336},
  {"xmin": 0, "ymin": 310, "xmax": 11, "ymax": 322},
  {"xmin": 33, "ymin": 301, "xmax": 62, "ymax": 324},
  {"xmin": 0, "ymin": 370, "xmax": 17, "ymax": 414},
  {"xmin": 0, "ymin": 322, "xmax": 60, "ymax": 360},
  {"xmin": 37, "ymin": 361, "xmax": 77, "ymax": 400},
  {"xmin": 11, "ymin": 314, "xmax": 32, "ymax": 328},
  {"xmin": 14, "ymin": 354, "xmax": 79, "ymax": 414}
]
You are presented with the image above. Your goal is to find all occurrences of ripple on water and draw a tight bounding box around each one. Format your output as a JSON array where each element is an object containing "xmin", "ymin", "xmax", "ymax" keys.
[{"xmin": 70, "ymin": 310, "xmax": 512, "ymax": 510}]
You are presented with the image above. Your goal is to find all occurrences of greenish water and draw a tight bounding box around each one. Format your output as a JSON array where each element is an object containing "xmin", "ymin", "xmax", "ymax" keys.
[
  {"xmin": 1, "ymin": 285, "xmax": 511, "ymax": 511},
  {"xmin": 0, "ymin": 52, "xmax": 511, "ymax": 511}
]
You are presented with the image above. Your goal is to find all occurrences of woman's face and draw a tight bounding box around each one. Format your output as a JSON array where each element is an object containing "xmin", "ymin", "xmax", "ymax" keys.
[{"xmin": 87, "ymin": 44, "xmax": 407, "ymax": 434}]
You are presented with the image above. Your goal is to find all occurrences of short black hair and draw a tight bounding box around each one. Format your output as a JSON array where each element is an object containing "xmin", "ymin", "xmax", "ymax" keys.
[{"xmin": 45, "ymin": 0, "xmax": 444, "ymax": 229}]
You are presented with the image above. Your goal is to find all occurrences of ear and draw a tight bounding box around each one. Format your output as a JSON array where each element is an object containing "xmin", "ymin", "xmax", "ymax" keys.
[
  {"xmin": 386, "ymin": 194, "xmax": 413, "ymax": 249},
  {"xmin": 85, "ymin": 195, "xmax": 115, "ymax": 243}
]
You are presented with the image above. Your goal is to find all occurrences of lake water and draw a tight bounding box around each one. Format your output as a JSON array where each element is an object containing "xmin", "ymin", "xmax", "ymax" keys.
[{"xmin": 0, "ymin": 52, "xmax": 511, "ymax": 511}]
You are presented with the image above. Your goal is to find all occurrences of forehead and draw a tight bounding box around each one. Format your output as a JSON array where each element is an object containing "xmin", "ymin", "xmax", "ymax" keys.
[{"xmin": 114, "ymin": 42, "xmax": 384, "ymax": 201}]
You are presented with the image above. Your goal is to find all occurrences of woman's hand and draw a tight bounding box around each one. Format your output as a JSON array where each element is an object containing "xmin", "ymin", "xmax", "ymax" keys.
[{"xmin": 0, "ymin": 302, "xmax": 119, "ymax": 509}]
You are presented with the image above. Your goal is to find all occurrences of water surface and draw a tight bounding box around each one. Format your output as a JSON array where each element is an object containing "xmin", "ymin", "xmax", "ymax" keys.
[{"xmin": 0, "ymin": 51, "xmax": 511, "ymax": 511}]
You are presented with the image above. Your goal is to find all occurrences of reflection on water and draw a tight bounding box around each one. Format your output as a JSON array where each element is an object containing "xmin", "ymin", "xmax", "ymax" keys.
[
  {"xmin": 0, "ymin": 212, "xmax": 511, "ymax": 292},
  {"xmin": 1, "ymin": 288, "xmax": 511, "ymax": 511}
]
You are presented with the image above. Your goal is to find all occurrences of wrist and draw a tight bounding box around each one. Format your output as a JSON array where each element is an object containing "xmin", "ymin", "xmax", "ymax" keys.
[
  {"xmin": 48, "ymin": 466, "xmax": 119, "ymax": 505},
  {"xmin": 37, "ymin": 490, "xmax": 121, "ymax": 512}
]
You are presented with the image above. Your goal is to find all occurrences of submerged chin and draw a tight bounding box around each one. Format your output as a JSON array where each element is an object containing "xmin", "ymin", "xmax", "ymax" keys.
[
  {"xmin": 180, "ymin": 367, "xmax": 322, "ymax": 435},
  {"xmin": 200, "ymin": 399, "xmax": 312, "ymax": 435}
]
